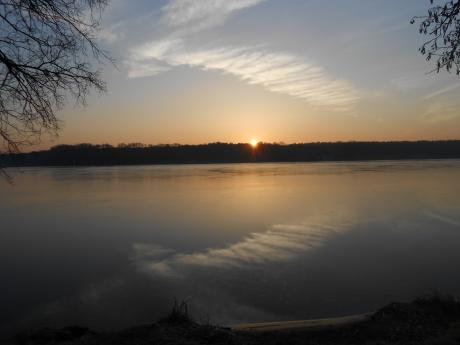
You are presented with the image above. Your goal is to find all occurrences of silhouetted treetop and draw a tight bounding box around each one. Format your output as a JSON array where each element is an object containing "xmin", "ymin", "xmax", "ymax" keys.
[
  {"xmin": 3, "ymin": 141, "xmax": 460, "ymax": 167},
  {"xmin": 0, "ymin": 0, "xmax": 110, "ymax": 153},
  {"xmin": 412, "ymin": 0, "xmax": 460, "ymax": 74}
]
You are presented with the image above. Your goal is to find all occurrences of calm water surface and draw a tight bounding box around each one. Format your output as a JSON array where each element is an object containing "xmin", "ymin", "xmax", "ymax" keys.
[{"xmin": 1, "ymin": 160, "xmax": 460, "ymax": 333}]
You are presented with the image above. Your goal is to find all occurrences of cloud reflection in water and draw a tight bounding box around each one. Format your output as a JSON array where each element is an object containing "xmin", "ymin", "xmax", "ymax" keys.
[{"xmin": 134, "ymin": 218, "xmax": 354, "ymax": 276}]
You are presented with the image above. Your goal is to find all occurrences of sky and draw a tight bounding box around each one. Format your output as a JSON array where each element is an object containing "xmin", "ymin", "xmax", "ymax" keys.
[{"xmin": 48, "ymin": 0, "xmax": 460, "ymax": 148}]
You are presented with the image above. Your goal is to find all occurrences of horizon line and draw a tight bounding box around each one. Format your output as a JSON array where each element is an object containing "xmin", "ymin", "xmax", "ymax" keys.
[{"xmin": 6, "ymin": 138, "xmax": 460, "ymax": 154}]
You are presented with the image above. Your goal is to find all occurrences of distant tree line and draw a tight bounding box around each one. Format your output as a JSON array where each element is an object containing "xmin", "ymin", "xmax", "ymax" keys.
[{"xmin": 1, "ymin": 141, "xmax": 460, "ymax": 167}]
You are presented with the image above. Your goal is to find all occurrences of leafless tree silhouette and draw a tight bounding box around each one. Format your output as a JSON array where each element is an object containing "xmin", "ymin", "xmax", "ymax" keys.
[
  {"xmin": 0, "ymin": 0, "xmax": 111, "ymax": 154},
  {"xmin": 412, "ymin": 0, "xmax": 460, "ymax": 74}
]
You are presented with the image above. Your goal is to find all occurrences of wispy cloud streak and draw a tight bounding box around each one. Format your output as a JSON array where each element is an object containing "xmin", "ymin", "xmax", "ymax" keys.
[
  {"xmin": 423, "ymin": 83, "xmax": 460, "ymax": 100},
  {"xmin": 425, "ymin": 211, "xmax": 460, "ymax": 227},
  {"xmin": 128, "ymin": 39, "xmax": 359, "ymax": 108},
  {"xmin": 421, "ymin": 101, "xmax": 460, "ymax": 123},
  {"xmin": 162, "ymin": 0, "xmax": 267, "ymax": 31}
]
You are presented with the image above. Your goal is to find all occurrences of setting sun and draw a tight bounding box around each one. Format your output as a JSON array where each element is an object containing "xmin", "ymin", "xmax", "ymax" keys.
[{"xmin": 250, "ymin": 139, "xmax": 258, "ymax": 148}]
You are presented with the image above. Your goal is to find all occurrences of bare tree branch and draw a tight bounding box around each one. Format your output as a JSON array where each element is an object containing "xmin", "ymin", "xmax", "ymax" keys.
[
  {"xmin": 412, "ymin": 0, "xmax": 460, "ymax": 75},
  {"xmin": 0, "ymin": 0, "xmax": 111, "ymax": 155}
]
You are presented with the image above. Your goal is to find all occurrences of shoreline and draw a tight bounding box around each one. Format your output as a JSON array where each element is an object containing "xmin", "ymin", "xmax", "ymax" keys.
[
  {"xmin": 231, "ymin": 312, "xmax": 373, "ymax": 332},
  {"xmin": 3, "ymin": 157, "xmax": 460, "ymax": 170},
  {"xmin": 3, "ymin": 141, "xmax": 460, "ymax": 168},
  {"xmin": 6, "ymin": 295, "xmax": 460, "ymax": 345}
]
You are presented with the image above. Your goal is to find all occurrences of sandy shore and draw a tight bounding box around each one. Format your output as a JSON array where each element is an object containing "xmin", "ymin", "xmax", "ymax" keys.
[
  {"xmin": 7, "ymin": 296, "xmax": 460, "ymax": 345},
  {"xmin": 231, "ymin": 312, "xmax": 372, "ymax": 332}
]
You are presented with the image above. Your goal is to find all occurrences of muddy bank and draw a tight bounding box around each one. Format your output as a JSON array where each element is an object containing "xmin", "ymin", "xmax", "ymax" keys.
[{"xmin": 5, "ymin": 295, "xmax": 460, "ymax": 345}]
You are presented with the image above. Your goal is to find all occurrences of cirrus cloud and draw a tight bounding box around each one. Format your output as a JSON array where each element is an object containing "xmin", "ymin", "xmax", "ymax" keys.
[
  {"xmin": 128, "ymin": 39, "xmax": 360, "ymax": 109},
  {"xmin": 162, "ymin": 0, "xmax": 267, "ymax": 32}
]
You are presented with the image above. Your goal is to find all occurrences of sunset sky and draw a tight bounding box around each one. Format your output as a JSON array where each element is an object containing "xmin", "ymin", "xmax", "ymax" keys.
[{"xmin": 50, "ymin": 0, "xmax": 460, "ymax": 149}]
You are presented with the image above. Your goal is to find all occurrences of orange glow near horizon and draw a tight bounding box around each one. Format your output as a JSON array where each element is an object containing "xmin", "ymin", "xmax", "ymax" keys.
[{"xmin": 250, "ymin": 139, "xmax": 258, "ymax": 148}]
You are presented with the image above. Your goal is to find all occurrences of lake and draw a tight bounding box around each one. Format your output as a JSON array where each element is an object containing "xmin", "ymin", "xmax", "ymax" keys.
[{"xmin": 1, "ymin": 160, "xmax": 460, "ymax": 334}]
